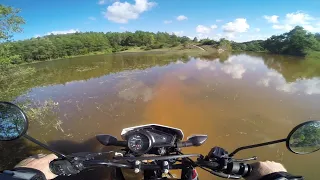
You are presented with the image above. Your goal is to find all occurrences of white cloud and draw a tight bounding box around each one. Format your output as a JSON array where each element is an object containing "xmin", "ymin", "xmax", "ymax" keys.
[
  {"xmin": 173, "ymin": 31, "xmax": 184, "ymax": 36},
  {"xmin": 177, "ymin": 15, "xmax": 188, "ymax": 21},
  {"xmin": 272, "ymin": 24, "xmax": 293, "ymax": 31},
  {"xmin": 99, "ymin": 0, "xmax": 118, "ymax": 5},
  {"xmin": 303, "ymin": 25, "xmax": 320, "ymax": 32},
  {"xmin": 88, "ymin": 16, "xmax": 96, "ymax": 21},
  {"xmin": 45, "ymin": 29, "xmax": 79, "ymax": 35},
  {"xmin": 212, "ymin": 33, "xmax": 223, "ymax": 41},
  {"xmin": 105, "ymin": 0, "xmax": 156, "ymax": 23},
  {"xmin": 220, "ymin": 18, "xmax": 250, "ymax": 41},
  {"xmin": 196, "ymin": 25, "xmax": 211, "ymax": 34},
  {"xmin": 34, "ymin": 34, "xmax": 41, "ymax": 38},
  {"xmin": 270, "ymin": 12, "xmax": 320, "ymax": 33},
  {"xmin": 216, "ymin": 19, "xmax": 223, "ymax": 22},
  {"xmin": 222, "ymin": 18, "xmax": 250, "ymax": 33},
  {"xmin": 263, "ymin": 15, "xmax": 279, "ymax": 23},
  {"xmin": 225, "ymin": 32, "xmax": 235, "ymax": 39},
  {"xmin": 210, "ymin": 24, "xmax": 218, "ymax": 29},
  {"xmin": 164, "ymin": 20, "xmax": 172, "ymax": 24},
  {"xmin": 98, "ymin": 0, "xmax": 106, "ymax": 5},
  {"xmin": 285, "ymin": 12, "xmax": 314, "ymax": 25},
  {"xmin": 255, "ymin": 28, "xmax": 260, "ymax": 32}
]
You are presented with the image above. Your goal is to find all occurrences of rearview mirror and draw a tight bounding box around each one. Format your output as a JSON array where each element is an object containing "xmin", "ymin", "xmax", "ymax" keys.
[
  {"xmin": 0, "ymin": 102, "xmax": 28, "ymax": 141},
  {"xmin": 287, "ymin": 121, "xmax": 320, "ymax": 154},
  {"xmin": 187, "ymin": 135, "xmax": 208, "ymax": 146}
]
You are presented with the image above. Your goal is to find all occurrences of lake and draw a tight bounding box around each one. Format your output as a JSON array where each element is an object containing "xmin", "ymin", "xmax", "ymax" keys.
[{"xmin": 1, "ymin": 52, "xmax": 320, "ymax": 179}]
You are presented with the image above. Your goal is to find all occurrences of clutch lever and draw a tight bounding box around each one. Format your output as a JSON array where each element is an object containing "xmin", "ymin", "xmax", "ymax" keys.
[{"xmin": 68, "ymin": 151, "xmax": 116, "ymax": 160}]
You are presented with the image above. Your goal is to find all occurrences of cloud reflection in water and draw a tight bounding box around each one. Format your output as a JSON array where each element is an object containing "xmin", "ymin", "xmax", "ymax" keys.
[
  {"xmin": 258, "ymin": 71, "xmax": 320, "ymax": 95},
  {"xmin": 195, "ymin": 54, "xmax": 320, "ymax": 95}
]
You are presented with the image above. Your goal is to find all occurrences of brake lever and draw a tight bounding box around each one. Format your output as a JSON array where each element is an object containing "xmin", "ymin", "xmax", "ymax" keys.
[{"xmin": 232, "ymin": 156, "xmax": 257, "ymax": 162}]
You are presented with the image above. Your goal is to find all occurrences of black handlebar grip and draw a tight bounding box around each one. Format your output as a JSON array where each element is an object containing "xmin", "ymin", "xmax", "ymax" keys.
[
  {"xmin": 114, "ymin": 141, "xmax": 127, "ymax": 147},
  {"xmin": 226, "ymin": 162, "xmax": 252, "ymax": 177},
  {"xmin": 49, "ymin": 159, "xmax": 80, "ymax": 176},
  {"xmin": 243, "ymin": 163, "xmax": 252, "ymax": 177}
]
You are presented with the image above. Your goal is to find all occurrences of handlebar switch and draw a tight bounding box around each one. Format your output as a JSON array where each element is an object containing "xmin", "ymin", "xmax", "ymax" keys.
[
  {"xmin": 208, "ymin": 146, "xmax": 229, "ymax": 159},
  {"xmin": 49, "ymin": 159, "xmax": 80, "ymax": 176},
  {"xmin": 207, "ymin": 147, "xmax": 229, "ymax": 169}
]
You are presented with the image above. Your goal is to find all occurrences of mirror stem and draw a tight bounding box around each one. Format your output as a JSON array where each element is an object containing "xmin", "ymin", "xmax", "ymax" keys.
[
  {"xmin": 23, "ymin": 134, "xmax": 67, "ymax": 159},
  {"xmin": 229, "ymin": 138, "xmax": 287, "ymax": 157}
]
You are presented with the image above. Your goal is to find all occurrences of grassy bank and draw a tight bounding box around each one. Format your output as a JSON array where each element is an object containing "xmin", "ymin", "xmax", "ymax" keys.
[
  {"xmin": 306, "ymin": 51, "xmax": 320, "ymax": 61},
  {"xmin": 16, "ymin": 45, "xmax": 211, "ymax": 65},
  {"xmin": 19, "ymin": 51, "xmax": 111, "ymax": 65}
]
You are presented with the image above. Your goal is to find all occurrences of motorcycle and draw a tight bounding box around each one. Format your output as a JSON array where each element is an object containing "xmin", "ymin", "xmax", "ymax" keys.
[{"xmin": 1, "ymin": 101, "xmax": 320, "ymax": 179}]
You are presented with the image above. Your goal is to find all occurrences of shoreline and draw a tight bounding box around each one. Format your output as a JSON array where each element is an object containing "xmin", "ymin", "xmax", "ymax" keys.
[{"xmin": 19, "ymin": 46, "xmax": 210, "ymax": 65}]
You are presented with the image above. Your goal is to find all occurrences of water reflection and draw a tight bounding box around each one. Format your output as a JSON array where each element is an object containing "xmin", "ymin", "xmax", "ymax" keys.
[
  {"xmin": 257, "ymin": 70, "xmax": 320, "ymax": 95},
  {"xmin": 221, "ymin": 63, "xmax": 246, "ymax": 79},
  {"xmin": 117, "ymin": 80, "xmax": 154, "ymax": 102},
  {"xmin": 195, "ymin": 54, "xmax": 320, "ymax": 95},
  {"xmin": 1, "ymin": 53, "xmax": 320, "ymax": 179}
]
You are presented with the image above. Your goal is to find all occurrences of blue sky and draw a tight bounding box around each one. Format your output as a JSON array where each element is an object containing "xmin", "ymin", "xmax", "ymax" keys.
[{"xmin": 3, "ymin": 0, "xmax": 320, "ymax": 42}]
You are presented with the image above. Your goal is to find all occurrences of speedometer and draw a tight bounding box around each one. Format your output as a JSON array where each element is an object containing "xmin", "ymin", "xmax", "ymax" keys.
[{"xmin": 128, "ymin": 133, "xmax": 150, "ymax": 154}]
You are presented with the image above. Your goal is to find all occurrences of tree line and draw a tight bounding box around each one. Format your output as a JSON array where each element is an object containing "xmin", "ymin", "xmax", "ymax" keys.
[
  {"xmin": 1, "ymin": 31, "xmax": 192, "ymax": 64},
  {"xmin": 199, "ymin": 26, "xmax": 320, "ymax": 56}
]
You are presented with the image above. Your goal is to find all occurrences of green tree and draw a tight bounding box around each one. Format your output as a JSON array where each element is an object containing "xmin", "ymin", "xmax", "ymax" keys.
[
  {"xmin": 315, "ymin": 33, "xmax": 320, "ymax": 41},
  {"xmin": 218, "ymin": 38, "xmax": 232, "ymax": 51},
  {"xmin": 0, "ymin": 5, "xmax": 25, "ymax": 64},
  {"xmin": 265, "ymin": 26, "xmax": 320, "ymax": 56},
  {"xmin": 0, "ymin": 5, "xmax": 25, "ymax": 41},
  {"xmin": 193, "ymin": 37, "xmax": 198, "ymax": 42}
]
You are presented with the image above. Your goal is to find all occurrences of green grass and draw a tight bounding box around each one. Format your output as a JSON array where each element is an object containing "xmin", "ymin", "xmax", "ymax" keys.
[
  {"xmin": 16, "ymin": 45, "xmax": 210, "ymax": 65},
  {"xmin": 19, "ymin": 51, "xmax": 113, "ymax": 65},
  {"xmin": 306, "ymin": 51, "xmax": 320, "ymax": 61},
  {"xmin": 117, "ymin": 45, "xmax": 211, "ymax": 56},
  {"xmin": 121, "ymin": 47, "xmax": 145, "ymax": 52}
]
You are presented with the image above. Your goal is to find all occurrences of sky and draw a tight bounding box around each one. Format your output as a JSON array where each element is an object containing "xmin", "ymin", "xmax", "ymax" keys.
[{"xmin": 3, "ymin": 0, "xmax": 320, "ymax": 42}]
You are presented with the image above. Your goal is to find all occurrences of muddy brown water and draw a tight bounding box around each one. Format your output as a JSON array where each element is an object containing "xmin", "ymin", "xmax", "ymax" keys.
[{"xmin": 2, "ymin": 52, "xmax": 320, "ymax": 179}]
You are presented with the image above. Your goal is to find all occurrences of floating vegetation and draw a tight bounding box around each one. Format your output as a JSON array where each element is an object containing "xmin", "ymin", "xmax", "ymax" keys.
[{"xmin": 18, "ymin": 99, "xmax": 64, "ymax": 132}]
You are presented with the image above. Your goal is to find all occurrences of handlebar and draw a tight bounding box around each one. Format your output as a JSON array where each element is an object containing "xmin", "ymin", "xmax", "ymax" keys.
[
  {"xmin": 50, "ymin": 157, "xmax": 252, "ymax": 178},
  {"xmin": 197, "ymin": 160, "xmax": 252, "ymax": 177},
  {"xmin": 49, "ymin": 159, "xmax": 186, "ymax": 176},
  {"xmin": 176, "ymin": 141, "xmax": 194, "ymax": 148}
]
